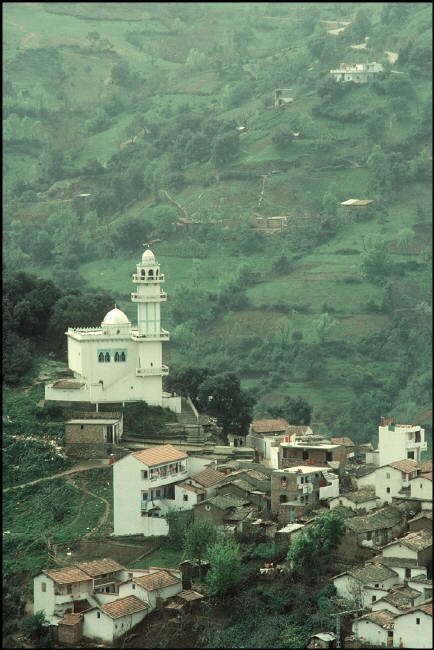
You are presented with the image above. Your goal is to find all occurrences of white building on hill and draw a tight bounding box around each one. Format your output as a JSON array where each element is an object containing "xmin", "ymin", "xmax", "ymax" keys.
[
  {"xmin": 45, "ymin": 248, "xmax": 181, "ymax": 413},
  {"xmin": 378, "ymin": 422, "xmax": 427, "ymax": 466}
]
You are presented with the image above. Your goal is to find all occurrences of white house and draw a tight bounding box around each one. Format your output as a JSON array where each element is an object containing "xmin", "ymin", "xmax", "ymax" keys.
[
  {"xmin": 410, "ymin": 470, "xmax": 432, "ymax": 509},
  {"xmin": 34, "ymin": 566, "xmax": 94, "ymax": 625},
  {"xmin": 329, "ymin": 488, "xmax": 377, "ymax": 512},
  {"xmin": 113, "ymin": 445, "xmax": 188, "ymax": 536},
  {"xmin": 352, "ymin": 610, "xmax": 394, "ymax": 647},
  {"xmin": 407, "ymin": 577, "xmax": 432, "ymax": 604},
  {"xmin": 330, "ymin": 61, "xmax": 384, "ymax": 83},
  {"xmin": 118, "ymin": 568, "xmax": 182, "ymax": 610},
  {"xmin": 393, "ymin": 600, "xmax": 433, "ymax": 648},
  {"xmin": 381, "ymin": 529, "xmax": 432, "ymax": 567},
  {"xmin": 375, "ymin": 459, "xmax": 420, "ymax": 505},
  {"xmin": 82, "ymin": 596, "xmax": 149, "ymax": 643},
  {"xmin": 174, "ymin": 481, "xmax": 206, "ymax": 510},
  {"xmin": 45, "ymin": 248, "xmax": 181, "ymax": 413},
  {"xmin": 371, "ymin": 584, "xmax": 425, "ymax": 615},
  {"xmin": 378, "ymin": 423, "xmax": 427, "ymax": 466},
  {"xmin": 332, "ymin": 564, "xmax": 399, "ymax": 608},
  {"xmin": 368, "ymin": 555, "xmax": 428, "ymax": 584},
  {"xmin": 188, "ymin": 467, "xmax": 227, "ymax": 498}
]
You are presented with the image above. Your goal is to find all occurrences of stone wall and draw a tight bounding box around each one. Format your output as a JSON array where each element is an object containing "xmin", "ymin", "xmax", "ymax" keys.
[{"xmin": 58, "ymin": 621, "xmax": 83, "ymax": 645}]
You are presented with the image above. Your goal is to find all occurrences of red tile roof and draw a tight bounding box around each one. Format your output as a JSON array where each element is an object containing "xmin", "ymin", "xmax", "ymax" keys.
[
  {"xmin": 134, "ymin": 570, "xmax": 181, "ymax": 591},
  {"xmin": 330, "ymin": 436, "xmax": 355, "ymax": 447},
  {"xmin": 177, "ymin": 482, "xmax": 206, "ymax": 495},
  {"xmin": 44, "ymin": 567, "xmax": 92, "ymax": 585},
  {"xmin": 420, "ymin": 471, "xmax": 432, "ymax": 482},
  {"xmin": 388, "ymin": 459, "xmax": 420, "ymax": 474},
  {"xmin": 77, "ymin": 558, "xmax": 125, "ymax": 577},
  {"xmin": 396, "ymin": 599, "xmax": 432, "ymax": 617},
  {"xmin": 58, "ymin": 613, "xmax": 83, "ymax": 626},
  {"xmin": 101, "ymin": 595, "xmax": 149, "ymax": 619},
  {"xmin": 132, "ymin": 444, "xmax": 187, "ymax": 467},
  {"xmin": 251, "ymin": 418, "xmax": 289, "ymax": 434}
]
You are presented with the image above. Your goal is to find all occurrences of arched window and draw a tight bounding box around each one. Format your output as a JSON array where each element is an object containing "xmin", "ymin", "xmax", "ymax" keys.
[
  {"xmin": 114, "ymin": 352, "xmax": 120, "ymax": 362},
  {"xmin": 148, "ymin": 269, "xmax": 154, "ymax": 278},
  {"xmin": 141, "ymin": 269, "xmax": 146, "ymax": 278},
  {"xmin": 156, "ymin": 269, "xmax": 159, "ymax": 276},
  {"xmin": 98, "ymin": 352, "xmax": 104, "ymax": 363},
  {"xmin": 120, "ymin": 351, "xmax": 126, "ymax": 362},
  {"xmin": 105, "ymin": 352, "xmax": 110, "ymax": 362}
]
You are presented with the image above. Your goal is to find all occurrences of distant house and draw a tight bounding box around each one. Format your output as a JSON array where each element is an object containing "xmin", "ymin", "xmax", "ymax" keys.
[
  {"xmin": 340, "ymin": 199, "xmax": 374, "ymax": 208},
  {"xmin": 254, "ymin": 215, "xmax": 288, "ymax": 232},
  {"xmin": 118, "ymin": 569, "xmax": 182, "ymax": 610},
  {"xmin": 271, "ymin": 466, "xmax": 338, "ymax": 523},
  {"xmin": 274, "ymin": 88, "xmax": 293, "ymax": 107},
  {"xmin": 193, "ymin": 493, "xmax": 251, "ymax": 527},
  {"xmin": 330, "ymin": 62, "xmax": 384, "ymax": 83},
  {"xmin": 330, "ymin": 436, "xmax": 355, "ymax": 459},
  {"xmin": 329, "ymin": 488, "xmax": 377, "ymax": 513},
  {"xmin": 333, "ymin": 563, "xmax": 399, "ymax": 608},
  {"xmin": 65, "ymin": 412, "xmax": 123, "ymax": 458},
  {"xmin": 337, "ymin": 506, "xmax": 406, "ymax": 560},
  {"xmin": 377, "ymin": 422, "xmax": 427, "ymax": 466},
  {"xmin": 410, "ymin": 471, "xmax": 432, "ymax": 509},
  {"xmin": 189, "ymin": 467, "xmax": 227, "ymax": 498},
  {"xmin": 351, "ymin": 609, "xmax": 394, "ymax": 647},
  {"xmin": 371, "ymin": 584, "xmax": 425, "ymax": 615},
  {"xmin": 368, "ymin": 555, "xmax": 428, "ymax": 583},
  {"xmin": 82, "ymin": 595, "xmax": 149, "ymax": 643},
  {"xmin": 279, "ymin": 440, "xmax": 347, "ymax": 473},
  {"xmin": 393, "ymin": 600, "xmax": 433, "ymax": 649},
  {"xmin": 174, "ymin": 481, "xmax": 206, "ymax": 510},
  {"xmin": 407, "ymin": 577, "xmax": 433, "ymax": 604},
  {"xmin": 408, "ymin": 511, "xmax": 432, "ymax": 533},
  {"xmin": 380, "ymin": 529, "xmax": 432, "ymax": 568},
  {"xmin": 246, "ymin": 418, "xmax": 292, "ymax": 468}
]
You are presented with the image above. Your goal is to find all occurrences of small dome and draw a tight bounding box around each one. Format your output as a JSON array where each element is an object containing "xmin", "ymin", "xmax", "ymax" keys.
[
  {"xmin": 142, "ymin": 248, "xmax": 155, "ymax": 263},
  {"xmin": 102, "ymin": 308, "xmax": 130, "ymax": 326}
]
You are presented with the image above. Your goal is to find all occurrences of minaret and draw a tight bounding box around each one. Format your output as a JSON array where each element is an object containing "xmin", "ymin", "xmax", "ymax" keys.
[{"xmin": 131, "ymin": 248, "xmax": 169, "ymax": 384}]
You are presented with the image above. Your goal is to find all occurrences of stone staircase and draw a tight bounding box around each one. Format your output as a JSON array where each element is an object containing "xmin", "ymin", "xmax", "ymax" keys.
[{"xmin": 178, "ymin": 397, "xmax": 207, "ymax": 444}]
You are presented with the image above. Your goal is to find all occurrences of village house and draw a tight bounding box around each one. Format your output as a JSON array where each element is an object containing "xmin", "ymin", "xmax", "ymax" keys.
[
  {"xmin": 215, "ymin": 477, "xmax": 268, "ymax": 511},
  {"xmin": 274, "ymin": 88, "xmax": 293, "ymax": 106},
  {"xmin": 193, "ymin": 493, "xmax": 251, "ymax": 528},
  {"xmin": 246, "ymin": 418, "xmax": 293, "ymax": 467},
  {"xmin": 333, "ymin": 563, "xmax": 400, "ymax": 608},
  {"xmin": 351, "ymin": 464, "xmax": 378, "ymax": 490},
  {"xmin": 392, "ymin": 600, "xmax": 433, "ymax": 648},
  {"xmin": 378, "ymin": 422, "xmax": 427, "ymax": 466},
  {"xmin": 82, "ymin": 595, "xmax": 149, "ymax": 644},
  {"xmin": 380, "ymin": 529, "xmax": 432, "ymax": 568},
  {"xmin": 330, "ymin": 61, "xmax": 384, "ymax": 83},
  {"xmin": 375, "ymin": 459, "xmax": 420, "ymax": 505},
  {"xmin": 113, "ymin": 445, "xmax": 188, "ymax": 537},
  {"xmin": 275, "ymin": 522, "xmax": 306, "ymax": 545},
  {"xmin": 174, "ymin": 481, "xmax": 206, "ymax": 510},
  {"xmin": 408, "ymin": 511, "xmax": 432, "ymax": 533},
  {"xmin": 253, "ymin": 215, "xmax": 288, "ymax": 232},
  {"xmin": 188, "ymin": 467, "xmax": 227, "ymax": 498},
  {"xmin": 351, "ymin": 609, "xmax": 394, "ymax": 647},
  {"xmin": 371, "ymin": 584, "xmax": 426, "ymax": 615},
  {"xmin": 367, "ymin": 555, "xmax": 428, "ymax": 583},
  {"xmin": 340, "ymin": 198, "xmax": 374, "ymax": 209},
  {"xmin": 279, "ymin": 439, "xmax": 347, "ymax": 473},
  {"xmin": 407, "ymin": 577, "xmax": 432, "ymax": 604},
  {"xmin": 164, "ymin": 589, "xmax": 204, "ymax": 620},
  {"xmin": 329, "ymin": 488, "xmax": 377, "ymax": 513},
  {"xmin": 271, "ymin": 466, "xmax": 339, "ymax": 523},
  {"xmin": 65, "ymin": 412, "xmax": 123, "ymax": 458},
  {"xmin": 330, "ymin": 436, "xmax": 356, "ymax": 460},
  {"xmin": 410, "ymin": 469, "xmax": 432, "ymax": 509},
  {"xmin": 118, "ymin": 568, "xmax": 182, "ymax": 610},
  {"xmin": 34, "ymin": 566, "xmax": 94, "ymax": 625},
  {"xmin": 336, "ymin": 505, "xmax": 407, "ymax": 561}
]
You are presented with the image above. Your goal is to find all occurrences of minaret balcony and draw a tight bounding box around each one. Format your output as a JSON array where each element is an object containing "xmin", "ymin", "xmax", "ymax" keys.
[
  {"xmin": 131, "ymin": 291, "xmax": 167, "ymax": 303},
  {"xmin": 132, "ymin": 274, "xmax": 165, "ymax": 284},
  {"xmin": 131, "ymin": 329, "xmax": 170, "ymax": 341},
  {"xmin": 136, "ymin": 365, "xmax": 169, "ymax": 377}
]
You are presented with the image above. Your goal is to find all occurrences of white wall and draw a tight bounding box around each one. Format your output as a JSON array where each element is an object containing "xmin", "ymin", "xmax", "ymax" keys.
[
  {"xmin": 393, "ymin": 611, "xmax": 433, "ymax": 648},
  {"xmin": 352, "ymin": 618, "xmax": 390, "ymax": 646},
  {"xmin": 34, "ymin": 575, "xmax": 55, "ymax": 620},
  {"xmin": 333, "ymin": 575, "xmax": 397, "ymax": 608},
  {"xmin": 382, "ymin": 542, "xmax": 417, "ymax": 561},
  {"xmin": 355, "ymin": 471, "xmax": 377, "ymax": 490},
  {"xmin": 187, "ymin": 457, "xmax": 216, "ymax": 475},
  {"xmin": 174, "ymin": 484, "xmax": 200, "ymax": 511},
  {"xmin": 34, "ymin": 575, "xmax": 92, "ymax": 621},
  {"xmin": 329, "ymin": 495, "xmax": 376, "ymax": 511},
  {"xmin": 410, "ymin": 477, "xmax": 432, "ymax": 501},
  {"xmin": 118, "ymin": 578, "xmax": 182, "ymax": 610},
  {"xmin": 375, "ymin": 466, "xmax": 405, "ymax": 505},
  {"xmin": 113, "ymin": 455, "xmax": 143, "ymax": 535},
  {"xmin": 378, "ymin": 425, "xmax": 425, "ymax": 466},
  {"xmin": 83, "ymin": 608, "xmax": 114, "ymax": 642},
  {"xmin": 319, "ymin": 479, "xmax": 339, "ymax": 500}
]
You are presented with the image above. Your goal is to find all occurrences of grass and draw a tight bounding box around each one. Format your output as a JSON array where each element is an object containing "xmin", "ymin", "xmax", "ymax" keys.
[{"xmin": 127, "ymin": 544, "xmax": 186, "ymax": 569}]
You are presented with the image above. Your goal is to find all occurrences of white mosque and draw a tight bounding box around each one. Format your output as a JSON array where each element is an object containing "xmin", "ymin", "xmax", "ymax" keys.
[{"xmin": 45, "ymin": 248, "xmax": 181, "ymax": 413}]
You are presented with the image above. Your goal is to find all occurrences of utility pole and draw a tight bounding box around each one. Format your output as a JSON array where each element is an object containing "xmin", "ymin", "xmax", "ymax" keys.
[{"xmin": 333, "ymin": 607, "xmax": 365, "ymax": 648}]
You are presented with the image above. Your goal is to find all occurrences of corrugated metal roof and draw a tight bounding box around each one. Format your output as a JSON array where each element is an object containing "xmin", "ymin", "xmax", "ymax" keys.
[
  {"xmin": 134, "ymin": 570, "xmax": 180, "ymax": 591},
  {"xmin": 77, "ymin": 558, "xmax": 125, "ymax": 577},
  {"xmin": 191, "ymin": 467, "xmax": 225, "ymax": 487},
  {"xmin": 101, "ymin": 595, "xmax": 149, "ymax": 619},
  {"xmin": 132, "ymin": 444, "xmax": 187, "ymax": 467},
  {"xmin": 44, "ymin": 566, "xmax": 92, "ymax": 585}
]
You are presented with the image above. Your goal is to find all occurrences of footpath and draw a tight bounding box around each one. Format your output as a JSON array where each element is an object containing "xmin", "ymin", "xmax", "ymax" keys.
[{"xmin": 3, "ymin": 459, "xmax": 108, "ymax": 493}]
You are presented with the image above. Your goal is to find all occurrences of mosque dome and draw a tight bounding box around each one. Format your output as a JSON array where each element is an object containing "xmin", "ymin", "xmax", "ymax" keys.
[
  {"xmin": 142, "ymin": 248, "xmax": 155, "ymax": 263},
  {"xmin": 102, "ymin": 307, "xmax": 131, "ymax": 326}
]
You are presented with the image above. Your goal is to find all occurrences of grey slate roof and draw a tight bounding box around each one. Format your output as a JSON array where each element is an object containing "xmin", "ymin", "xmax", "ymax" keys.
[
  {"xmin": 346, "ymin": 506, "xmax": 401, "ymax": 533},
  {"xmin": 204, "ymin": 494, "xmax": 250, "ymax": 510},
  {"xmin": 370, "ymin": 555, "xmax": 419, "ymax": 569},
  {"xmin": 349, "ymin": 563, "xmax": 398, "ymax": 584}
]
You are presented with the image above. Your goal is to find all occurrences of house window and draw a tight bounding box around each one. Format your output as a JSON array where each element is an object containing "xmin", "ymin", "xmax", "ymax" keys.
[
  {"xmin": 120, "ymin": 351, "xmax": 126, "ymax": 362},
  {"xmin": 326, "ymin": 452, "xmax": 332, "ymax": 462},
  {"xmin": 405, "ymin": 568, "xmax": 411, "ymax": 578},
  {"xmin": 372, "ymin": 595, "xmax": 377, "ymax": 602},
  {"xmin": 302, "ymin": 450, "xmax": 308, "ymax": 460},
  {"xmin": 142, "ymin": 470, "xmax": 148, "ymax": 479},
  {"xmin": 420, "ymin": 483, "xmax": 423, "ymax": 488},
  {"xmin": 183, "ymin": 494, "xmax": 188, "ymax": 502},
  {"xmin": 386, "ymin": 473, "xmax": 390, "ymax": 479},
  {"xmin": 114, "ymin": 352, "xmax": 120, "ymax": 362},
  {"xmin": 374, "ymin": 583, "xmax": 379, "ymax": 588},
  {"xmin": 80, "ymin": 425, "xmax": 84, "ymax": 430},
  {"xmin": 366, "ymin": 531, "xmax": 372, "ymax": 540},
  {"xmin": 105, "ymin": 352, "xmax": 110, "ymax": 362},
  {"xmin": 416, "ymin": 618, "xmax": 420, "ymax": 625},
  {"xmin": 98, "ymin": 352, "xmax": 105, "ymax": 363},
  {"xmin": 41, "ymin": 582, "xmax": 46, "ymax": 592},
  {"xmin": 156, "ymin": 490, "xmax": 160, "ymax": 497},
  {"xmin": 97, "ymin": 612, "xmax": 101, "ymax": 619},
  {"xmin": 407, "ymin": 451, "xmax": 414, "ymax": 459},
  {"xmin": 386, "ymin": 487, "xmax": 391, "ymax": 494},
  {"xmin": 67, "ymin": 584, "xmax": 72, "ymax": 594}
]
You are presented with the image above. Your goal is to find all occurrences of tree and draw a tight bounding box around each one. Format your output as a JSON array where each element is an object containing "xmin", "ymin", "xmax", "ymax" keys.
[
  {"xmin": 287, "ymin": 512, "xmax": 345, "ymax": 583},
  {"xmin": 211, "ymin": 131, "xmax": 240, "ymax": 166},
  {"xmin": 314, "ymin": 312, "xmax": 337, "ymax": 345},
  {"xmin": 164, "ymin": 508, "xmax": 185, "ymax": 548},
  {"xmin": 22, "ymin": 611, "xmax": 50, "ymax": 643},
  {"xmin": 184, "ymin": 520, "xmax": 218, "ymax": 573},
  {"xmin": 271, "ymin": 126, "xmax": 293, "ymax": 153},
  {"xmin": 359, "ymin": 235, "xmax": 391, "ymax": 285},
  {"xmin": 197, "ymin": 372, "xmax": 255, "ymax": 437},
  {"xmin": 111, "ymin": 59, "xmax": 131, "ymax": 86},
  {"xmin": 280, "ymin": 395, "xmax": 312, "ymax": 425},
  {"xmin": 205, "ymin": 536, "xmax": 244, "ymax": 596},
  {"xmin": 164, "ymin": 367, "xmax": 211, "ymax": 402}
]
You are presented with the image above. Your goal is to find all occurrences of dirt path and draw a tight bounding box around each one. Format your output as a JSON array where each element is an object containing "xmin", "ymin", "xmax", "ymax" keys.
[{"xmin": 3, "ymin": 459, "xmax": 108, "ymax": 493}]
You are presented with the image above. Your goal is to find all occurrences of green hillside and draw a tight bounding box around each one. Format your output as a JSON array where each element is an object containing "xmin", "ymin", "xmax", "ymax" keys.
[{"xmin": 3, "ymin": 2, "xmax": 432, "ymax": 440}]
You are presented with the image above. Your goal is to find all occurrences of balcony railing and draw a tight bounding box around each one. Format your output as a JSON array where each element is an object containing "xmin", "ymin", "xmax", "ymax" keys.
[
  {"xmin": 132, "ymin": 274, "xmax": 165, "ymax": 283},
  {"xmin": 131, "ymin": 292, "xmax": 167, "ymax": 302},
  {"xmin": 136, "ymin": 365, "xmax": 169, "ymax": 377},
  {"xmin": 94, "ymin": 575, "xmax": 118, "ymax": 587},
  {"xmin": 131, "ymin": 329, "xmax": 170, "ymax": 341}
]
